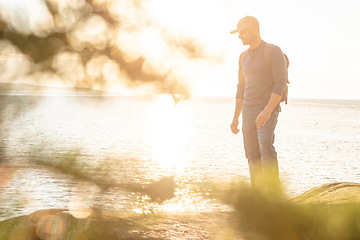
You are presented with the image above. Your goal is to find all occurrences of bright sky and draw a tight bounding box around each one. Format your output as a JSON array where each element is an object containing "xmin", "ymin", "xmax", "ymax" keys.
[
  {"xmin": 186, "ymin": 0, "xmax": 360, "ymax": 100},
  {"xmin": 1, "ymin": 0, "xmax": 360, "ymax": 99}
]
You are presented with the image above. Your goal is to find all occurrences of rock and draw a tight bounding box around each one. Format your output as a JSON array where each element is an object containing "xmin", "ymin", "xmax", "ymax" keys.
[
  {"xmin": 145, "ymin": 176, "xmax": 176, "ymax": 203},
  {"xmin": 0, "ymin": 215, "xmax": 37, "ymax": 240},
  {"xmin": 0, "ymin": 209, "xmax": 77, "ymax": 240},
  {"xmin": 28, "ymin": 209, "xmax": 66, "ymax": 223},
  {"xmin": 0, "ymin": 209, "xmax": 252, "ymax": 240},
  {"xmin": 286, "ymin": 182, "xmax": 360, "ymax": 240},
  {"xmin": 1, "ymin": 182, "xmax": 360, "ymax": 240},
  {"xmin": 291, "ymin": 182, "xmax": 360, "ymax": 204}
]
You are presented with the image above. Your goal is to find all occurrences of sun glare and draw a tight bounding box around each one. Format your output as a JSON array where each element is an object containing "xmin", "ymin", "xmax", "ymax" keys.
[{"xmin": 147, "ymin": 95, "xmax": 191, "ymax": 171}]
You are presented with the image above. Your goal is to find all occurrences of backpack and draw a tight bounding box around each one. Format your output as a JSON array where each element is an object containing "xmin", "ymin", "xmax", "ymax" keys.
[{"xmin": 239, "ymin": 43, "xmax": 290, "ymax": 104}]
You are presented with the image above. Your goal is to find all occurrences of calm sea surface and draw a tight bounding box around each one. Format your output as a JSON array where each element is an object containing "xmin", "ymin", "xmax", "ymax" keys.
[{"xmin": 0, "ymin": 94, "xmax": 359, "ymax": 220}]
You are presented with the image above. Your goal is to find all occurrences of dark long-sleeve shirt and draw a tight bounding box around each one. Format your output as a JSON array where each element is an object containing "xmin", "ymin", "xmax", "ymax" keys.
[{"xmin": 236, "ymin": 41, "xmax": 287, "ymax": 112}]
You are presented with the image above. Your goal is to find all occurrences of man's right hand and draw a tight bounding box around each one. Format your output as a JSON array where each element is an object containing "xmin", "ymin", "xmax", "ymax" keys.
[{"xmin": 230, "ymin": 119, "xmax": 240, "ymax": 134}]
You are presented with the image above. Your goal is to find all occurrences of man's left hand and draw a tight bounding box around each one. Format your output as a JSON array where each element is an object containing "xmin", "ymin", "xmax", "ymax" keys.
[{"xmin": 256, "ymin": 110, "xmax": 271, "ymax": 129}]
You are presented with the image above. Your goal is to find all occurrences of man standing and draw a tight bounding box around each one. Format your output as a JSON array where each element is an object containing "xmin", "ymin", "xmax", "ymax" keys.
[{"xmin": 230, "ymin": 16, "xmax": 287, "ymax": 192}]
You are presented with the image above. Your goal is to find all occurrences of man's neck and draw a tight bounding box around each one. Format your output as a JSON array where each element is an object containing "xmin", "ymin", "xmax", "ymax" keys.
[{"xmin": 249, "ymin": 37, "xmax": 262, "ymax": 49}]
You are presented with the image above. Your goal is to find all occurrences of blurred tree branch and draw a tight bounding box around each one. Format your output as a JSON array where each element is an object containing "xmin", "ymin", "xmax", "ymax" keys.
[
  {"xmin": 0, "ymin": 0, "xmax": 213, "ymax": 97},
  {"xmin": 34, "ymin": 153, "xmax": 175, "ymax": 204}
]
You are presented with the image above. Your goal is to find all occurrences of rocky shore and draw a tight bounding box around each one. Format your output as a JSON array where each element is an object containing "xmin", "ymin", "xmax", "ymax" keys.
[
  {"xmin": 0, "ymin": 209, "xmax": 259, "ymax": 240},
  {"xmin": 1, "ymin": 182, "xmax": 360, "ymax": 240}
]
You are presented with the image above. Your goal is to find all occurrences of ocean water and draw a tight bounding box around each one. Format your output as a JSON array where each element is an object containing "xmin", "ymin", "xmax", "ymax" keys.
[{"xmin": 0, "ymin": 94, "xmax": 359, "ymax": 220}]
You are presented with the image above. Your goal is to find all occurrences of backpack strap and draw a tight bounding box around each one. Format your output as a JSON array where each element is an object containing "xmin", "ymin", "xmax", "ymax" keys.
[{"xmin": 264, "ymin": 43, "xmax": 274, "ymax": 69}]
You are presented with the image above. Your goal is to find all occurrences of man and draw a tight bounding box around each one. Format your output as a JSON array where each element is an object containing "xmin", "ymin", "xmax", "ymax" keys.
[{"xmin": 230, "ymin": 16, "xmax": 287, "ymax": 191}]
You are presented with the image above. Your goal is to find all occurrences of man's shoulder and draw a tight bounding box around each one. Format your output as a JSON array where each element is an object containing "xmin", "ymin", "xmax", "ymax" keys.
[
  {"xmin": 240, "ymin": 48, "xmax": 249, "ymax": 56},
  {"xmin": 239, "ymin": 48, "xmax": 249, "ymax": 65},
  {"xmin": 265, "ymin": 42, "xmax": 284, "ymax": 54}
]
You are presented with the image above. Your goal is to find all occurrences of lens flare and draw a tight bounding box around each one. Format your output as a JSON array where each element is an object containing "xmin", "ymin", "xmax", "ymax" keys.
[{"xmin": 68, "ymin": 182, "xmax": 100, "ymax": 218}]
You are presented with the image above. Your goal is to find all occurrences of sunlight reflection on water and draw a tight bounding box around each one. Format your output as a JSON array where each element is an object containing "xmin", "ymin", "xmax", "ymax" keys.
[
  {"xmin": 1, "ymin": 95, "xmax": 360, "ymax": 221},
  {"xmin": 0, "ymin": 94, "xmax": 236, "ymax": 220},
  {"xmin": 147, "ymin": 94, "xmax": 191, "ymax": 171}
]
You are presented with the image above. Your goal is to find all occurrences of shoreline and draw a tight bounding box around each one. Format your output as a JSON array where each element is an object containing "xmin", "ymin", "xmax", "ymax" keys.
[
  {"xmin": 1, "ymin": 182, "xmax": 360, "ymax": 240},
  {"xmin": 0, "ymin": 209, "xmax": 261, "ymax": 240}
]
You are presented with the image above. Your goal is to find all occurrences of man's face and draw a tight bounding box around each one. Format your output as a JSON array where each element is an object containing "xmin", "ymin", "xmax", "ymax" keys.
[{"xmin": 238, "ymin": 27, "xmax": 256, "ymax": 45}]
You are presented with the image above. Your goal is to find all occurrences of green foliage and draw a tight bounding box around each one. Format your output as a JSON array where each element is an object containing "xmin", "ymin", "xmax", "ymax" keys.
[{"xmin": 214, "ymin": 180, "xmax": 360, "ymax": 240}]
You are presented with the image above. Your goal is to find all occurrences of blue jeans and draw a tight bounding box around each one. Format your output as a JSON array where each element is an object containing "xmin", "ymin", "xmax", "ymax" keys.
[{"xmin": 242, "ymin": 110, "xmax": 280, "ymax": 189}]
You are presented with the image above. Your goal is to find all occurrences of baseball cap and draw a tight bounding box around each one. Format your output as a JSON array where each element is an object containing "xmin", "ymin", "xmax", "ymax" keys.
[{"xmin": 230, "ymin": 16, "xmax": 259, "ymax": 34}]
